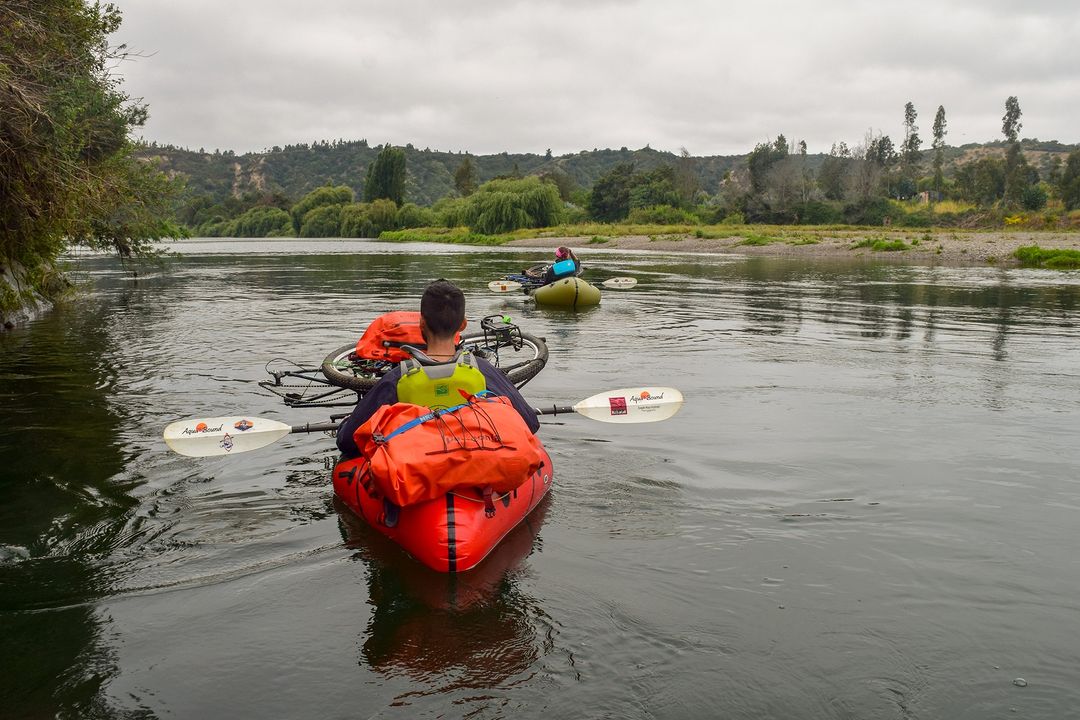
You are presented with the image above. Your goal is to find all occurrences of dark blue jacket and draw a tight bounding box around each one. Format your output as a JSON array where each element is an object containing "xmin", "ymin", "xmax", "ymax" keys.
[{"xmin": 335, "ymin": 356, "xmax": 540, "ymax": 458}]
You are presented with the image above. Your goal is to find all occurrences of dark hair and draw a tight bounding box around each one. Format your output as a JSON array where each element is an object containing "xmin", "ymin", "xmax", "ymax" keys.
[{"xmin": 420, "ymin": 279, "xmax": 465, "ymax": 338}]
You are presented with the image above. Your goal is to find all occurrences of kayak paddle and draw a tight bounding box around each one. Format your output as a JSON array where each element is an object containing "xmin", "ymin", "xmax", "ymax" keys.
[
  {"xmin": 488, "ymin": 277, "xmax": 636, "ymax": 292},
  {"xmin": 163, "ymin": 416, "xmax": 339, "ymax": 458},
  {"xmin": 488, "ymin": 280, "xmax": 523, "ymax": 293},
  {"xmin": 163, "ymin": 387, "xmax": 684, "ymax": 457},
  {"xmin": 534, "ymin": 386, "xmax": 681, "ymax": 423}
]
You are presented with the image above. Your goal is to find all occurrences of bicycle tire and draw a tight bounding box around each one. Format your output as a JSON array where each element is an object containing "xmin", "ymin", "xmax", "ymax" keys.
[{"xmin": 320, "ymin": 331, "xmax": 548, "ymax": 393}]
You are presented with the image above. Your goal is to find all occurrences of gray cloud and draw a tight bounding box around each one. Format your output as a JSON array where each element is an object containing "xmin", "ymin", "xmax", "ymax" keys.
[{"xmin": 115, "ymin": 0, "xmax": 1080, "ymax": 155}]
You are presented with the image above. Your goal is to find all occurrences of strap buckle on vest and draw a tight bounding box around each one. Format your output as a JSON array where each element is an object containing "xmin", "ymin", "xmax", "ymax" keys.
[{"xmin": 482, "ymin": 486, "xmax": 496, "ymax": 518}]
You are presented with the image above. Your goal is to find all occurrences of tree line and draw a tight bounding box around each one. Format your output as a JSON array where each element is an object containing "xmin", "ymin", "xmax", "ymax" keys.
[
  {"xmin": 6, "ymin": 0, "xmax": 1080, "ymax": 312},
  {"xmin": 187, "ymin": 100, "xmax": 1080, "ymax": 239}
]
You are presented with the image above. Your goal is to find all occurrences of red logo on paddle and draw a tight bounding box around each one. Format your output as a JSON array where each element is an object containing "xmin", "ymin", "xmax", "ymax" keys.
[{"xmin": 608, "ymin": 397, "xmax": 627, "ymax": 415}]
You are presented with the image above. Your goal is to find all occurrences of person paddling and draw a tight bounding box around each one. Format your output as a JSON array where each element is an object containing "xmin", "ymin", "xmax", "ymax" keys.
[
  {"xmin": 336, "ymin": 279, "xmax": 540, "ymax": 460},
  {"xmin": 542, "ymin": 246, "xmax": 581, "ymax": 284},
  {"xmin": 521, "ymin": 246, "xmax": 581, "ymax": 284}
]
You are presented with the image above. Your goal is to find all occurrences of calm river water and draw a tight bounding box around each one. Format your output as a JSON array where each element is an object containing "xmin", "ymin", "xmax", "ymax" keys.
[{"xmin": 3, "ymin": 239, "xmax": 1080, "ymax": 719}]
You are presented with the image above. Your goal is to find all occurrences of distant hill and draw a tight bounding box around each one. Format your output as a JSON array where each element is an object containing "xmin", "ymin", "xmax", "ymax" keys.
[{"xmin": 138, "ymin": 138, "xmax": 1078, "ymax": 208}]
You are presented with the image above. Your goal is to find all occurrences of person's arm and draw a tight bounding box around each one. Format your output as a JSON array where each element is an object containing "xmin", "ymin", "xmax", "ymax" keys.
[
  {"xmin": 335, "ymin": 370, "xmax": 401, "ymax": 457},
  {"xmin": 479, "ymin": 360, "xmax": 541, "ymax": 434}
]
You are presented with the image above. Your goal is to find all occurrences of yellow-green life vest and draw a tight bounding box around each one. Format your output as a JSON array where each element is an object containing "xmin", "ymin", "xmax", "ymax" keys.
[{"xmin": 396, "ymin": 352, "xmax": 487, "ymax": 409}]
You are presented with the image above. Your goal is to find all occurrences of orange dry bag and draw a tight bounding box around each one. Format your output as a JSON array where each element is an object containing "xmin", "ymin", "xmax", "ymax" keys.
[
  {"xmin": 351, "ymin": 395, "xmax": 544, "ymax": 508},
  {"xmin": 354, "ymin": 311, "xmax": 464, "ymax": 363}
]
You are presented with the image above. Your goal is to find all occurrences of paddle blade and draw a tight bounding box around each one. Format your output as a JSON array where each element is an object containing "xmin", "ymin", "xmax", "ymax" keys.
[
  {"xmin": 488, "ymin": 280, "xmax": 522, "ymax": 293},
  {"xmin": 601, "ymin": 277, "xmax": 637, "ymax": 289},
  {"xmin": 163, "ymin": 416, "xmax": 292, "ymax": 457},
  {"xmin": 572, "ymin": 387, "xmax": 684, "ymax": 423}
]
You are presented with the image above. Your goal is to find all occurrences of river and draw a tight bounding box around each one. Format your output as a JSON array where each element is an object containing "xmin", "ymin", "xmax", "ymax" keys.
[{"xmin": 2, "ymin": 239, "xmax": 1079, "ymax": 719}]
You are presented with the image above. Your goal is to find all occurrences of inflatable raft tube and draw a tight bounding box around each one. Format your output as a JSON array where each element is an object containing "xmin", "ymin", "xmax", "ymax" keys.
[
  {"xmin": 530, "ymin": 277, "xmax": 601, "ymax": 308},
  {"xmin": 331, "ymin": 447, "xmax": 553, "ymax": 572}
]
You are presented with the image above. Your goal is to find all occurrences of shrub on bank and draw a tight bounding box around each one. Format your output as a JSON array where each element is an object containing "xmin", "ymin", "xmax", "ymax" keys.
[
  {"xmin": 628, "ymin": 204, "xmax": 700, "ymax": 224},
  {"xmin": 1014, "ymin": 246, "xmax": 1080, "ymax": 269},
  {"xmin": 299, "ymin": 205, "xmax": 342, "ymax": 237}
]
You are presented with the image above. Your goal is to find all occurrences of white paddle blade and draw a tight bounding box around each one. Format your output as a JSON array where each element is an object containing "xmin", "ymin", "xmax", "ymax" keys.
[
  {"xmin": 488, "ymin": 280, "xmax": 522, "ymax": 293},
  {"xmin": 602, "ymin": 277, "xmax": 637, "ymax": 289},
  {"xmin": 573, "ymin": 387, "xmax": 684, "ymax": 424},
  {"xmin": 163, "ymin": 416, "xmax": 292, "ymax": 457}
]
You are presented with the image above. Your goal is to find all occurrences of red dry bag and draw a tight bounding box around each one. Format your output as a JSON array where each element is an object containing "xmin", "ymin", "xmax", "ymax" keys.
[{"xmin": 354, "ymin": 311, "xmax": 464, "ymax": 363}]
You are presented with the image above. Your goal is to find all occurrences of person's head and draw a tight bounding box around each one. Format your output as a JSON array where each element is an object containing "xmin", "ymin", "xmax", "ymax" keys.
[
  {"xmin": 420, "ymin": 279, "xmax": 466, "ymax": 341},
  {"xmin": 555, "ymin": 246, "xmax": 572, "ymax": 261}
]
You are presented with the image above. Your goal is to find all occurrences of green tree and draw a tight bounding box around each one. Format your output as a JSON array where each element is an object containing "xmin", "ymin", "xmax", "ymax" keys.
[
  {"xmin": 453, "ymin": 156, "xmax": 478, "ymax": 197},
  {"xmin": 1058, "ymin": 149, "xmax": 1080, "ymax": 210},
  {"xmin": 866, "ymin": 135, "xmax": 897, "ymax": 167},
  {"xmin": 539, "ymin": 169, "xmax": 575, "ymax": 201},
  {"xmin": 955, "ymin": 157, "xmax": 1005, "ymax": 205},
  {"xmin": 1002, "ymin": 96, "xmax": 1022, "ymax": 143},
  {"xmin": 674, "ymin": 147, "xmax": 700, "ymax": 206},
  {"xmin": 363, "ymin": 145, "xmax": 406, "ymax": 204},
  {"xmin": 932, "ymin": 105, "xmax": 948, "ymax": 197},
  {"xmin": 630, "ymin": 166, "xmax": 681, "ymax": 210},
  {"xmin": 290, "ymin": 185, "xmax": 353, "ymax": 232},
  {"xmin": 901, "ymin": 102, "xmax": 921, "ymax": 193},
  {"xmin": 1001, "ymin": 96, "xmax": 1027, "ymax": 207},
  {"xmin": 466, "ymin": 177, "xmax": 563, "ymax": 234},
  {"xmin": 818, "ymin": 142, "xmax": 850, "ymax": 201},
  {"xmin": 396, "ymin": 202, "xmax": 435, "ymax": 229},
  {"xmin": 299, "ymin": 205, "xmax": 342, "ymax": 237},
  {"xmin": 747, "ymin": 136, "xmax": 789, "ymax": 194},
  {"xmin": 0, "ymin": 0, "xmax": 182, "ymax": 278},
  {"xmin": 587, "ymin": 163, "xmax": 636, "ymax": 221},
  {"xmin": 230, "ymin": 206, "xmax": 293, "ymax": 237}
]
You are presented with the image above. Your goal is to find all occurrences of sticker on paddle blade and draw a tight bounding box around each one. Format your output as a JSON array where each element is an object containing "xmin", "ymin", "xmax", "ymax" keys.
[
  {"xmin": 630, "ymin": 390, "xmax": 664, "ymax": 413},
  {"xmin": 608, "ymin": 396, "xmax": 628, "ymax": 415}
]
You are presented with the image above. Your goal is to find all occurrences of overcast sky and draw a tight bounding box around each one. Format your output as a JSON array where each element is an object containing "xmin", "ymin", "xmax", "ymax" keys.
[{"xmin": 114, "ymin": 0, "xmax": 1080, "ymax": 157}]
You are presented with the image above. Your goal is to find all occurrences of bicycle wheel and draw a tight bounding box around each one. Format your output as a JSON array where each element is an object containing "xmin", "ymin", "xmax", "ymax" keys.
[
  {"xmin": 321, "ymin": 332, "xmax": 549, "ymax": 392},
  {"xmin": 458, "ymin": 331, "xmax": 548, "ymax": 388},
  {"xmin": 320, "ymin": 344, "xmax": 387, "ymax": 393}
]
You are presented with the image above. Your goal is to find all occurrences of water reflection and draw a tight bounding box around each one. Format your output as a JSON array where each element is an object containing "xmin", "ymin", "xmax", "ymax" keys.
[
  {"xmin": 336, "ymin": 496, "xmax": 552, "ymax": 691},
  {"xmin": 4, "ymin": 243, "xmax": 1080, "ymax": 718},
  {"xmin": 0, "ymin": 303, "xmax": 134, "ymax": 716}
]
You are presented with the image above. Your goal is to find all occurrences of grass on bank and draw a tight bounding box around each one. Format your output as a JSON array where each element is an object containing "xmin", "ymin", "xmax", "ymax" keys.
[{"xmin": 1014, "ymin": 246, "xmax": 1080, "ymax": 269}]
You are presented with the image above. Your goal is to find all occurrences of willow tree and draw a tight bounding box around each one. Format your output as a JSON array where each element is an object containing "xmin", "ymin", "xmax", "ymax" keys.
[
  {"xmin": 0, "ymin": 0, "xmax": 182, "ymax": 276},
  {"xmin": 466, "ymin": 177, "xmax": 563, "ymax": 234}
]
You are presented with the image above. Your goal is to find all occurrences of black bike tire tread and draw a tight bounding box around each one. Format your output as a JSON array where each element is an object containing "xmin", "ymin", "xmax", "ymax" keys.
[{"xmin": 319, "ymin": 331, "xmax": 548, "ymax": 392}]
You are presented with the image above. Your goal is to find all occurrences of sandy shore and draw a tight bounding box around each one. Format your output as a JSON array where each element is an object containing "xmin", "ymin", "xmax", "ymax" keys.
[{"xmin": 505, "ymin": 229, "xmax": 1080, "ymax": 266}]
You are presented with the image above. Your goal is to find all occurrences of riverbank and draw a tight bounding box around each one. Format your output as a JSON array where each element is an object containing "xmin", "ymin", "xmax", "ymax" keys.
[
  {"xmin": 504, "ymin": 228, "xmax": 1080, "ymax": 267},
  {"xmin": 0, "ymin": 262, "xmax": 61, "ymax": 331}
]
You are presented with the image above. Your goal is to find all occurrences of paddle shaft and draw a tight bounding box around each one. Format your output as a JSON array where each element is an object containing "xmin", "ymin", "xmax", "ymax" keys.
[
  {"xmin": 291, "ymin": 421, "xmax": 340, "ymax": 434},
  {"xmin": 291, "ymin": 408, "xmax": 571, "ymax": 435},
  {"xmin": 535, "ymin": 405, "xmax": 575, "ymax": 417}
]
